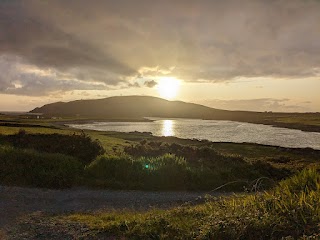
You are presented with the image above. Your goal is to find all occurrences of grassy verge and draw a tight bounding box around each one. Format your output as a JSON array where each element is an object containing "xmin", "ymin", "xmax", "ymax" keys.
[{"xmin": 59, "ymin": 168, "xmax": 320, "ymax": 239}]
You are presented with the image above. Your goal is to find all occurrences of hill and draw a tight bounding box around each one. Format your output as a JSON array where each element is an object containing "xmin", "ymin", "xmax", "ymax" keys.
[
  {"xmin": 30, "ymin": 96, "xmax": 256, "ymax": 119},
  {"xmin": 30, "ymin": 96, "xmax": 320, "ymax": 132}
]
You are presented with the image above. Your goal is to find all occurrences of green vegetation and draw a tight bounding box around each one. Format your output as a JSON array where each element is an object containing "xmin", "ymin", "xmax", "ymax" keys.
[
  {"xmin": 258, "ymin": 113, "xmax": 320, "ymax": 132},
  {"xmin": 98, "ymin": 141, "xmax": 293, "ymax": 190},
  {"xmin": 0, "ymin": 131, "xmax": 293, "ymax": 190},
  {"xmin": 1, "ymin": 129, "xmax": 104, "ymax": 165},
  {"xmin": 61, "ymin": 168, "xmax": 320, "ymax": 239},
  {"xmin": 124, "ymin": 138, "xmax": 320, "ymax": 172},
  {"xmin": 0, "ymin": 146, "xmax": 82, "ymax": 188},
  {"xmin": 1, "ymin": 119, "xmax": 320, "ymax": 190},
  {"xmin": 85, "ymin": 153, "xmax": 268, "ymax": 191},
  {"xmin": 269, "ymin": 113, "xmax": 320, "ymax": 126}
]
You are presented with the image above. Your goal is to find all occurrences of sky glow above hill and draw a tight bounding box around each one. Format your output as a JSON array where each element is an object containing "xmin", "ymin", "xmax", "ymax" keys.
[{"xmin": 0, "ymin": 0, "xmax": 319, "ymax": 112}]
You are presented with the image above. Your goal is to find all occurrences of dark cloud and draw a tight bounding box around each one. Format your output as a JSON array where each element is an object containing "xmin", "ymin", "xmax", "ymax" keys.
[
  {"xmin": 0, "ymin": 0, "xmax": 320, "ymax": 95},
  {"xmin": 144, "ymin": 80, "xmax": 157, "ymax": 88},
  {"xmin": 127, "ymin": 82, "xmax": 140, "ymax": 88},
  {"xmin": 0, "ymin": 9, "xmax": 132, "ymax": 75},
  {"xmin": 0, "ymin": 55, "xmax": 106, "ymax": 96},
  {"xmin": 0, "ymin": 0, "xmax": 135, "ymax": 89}
]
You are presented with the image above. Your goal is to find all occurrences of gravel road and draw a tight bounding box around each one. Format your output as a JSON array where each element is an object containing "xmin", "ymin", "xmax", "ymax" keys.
[{"xmin": 0, "ymin": 185, "xmax": 214, "ymax": 229}]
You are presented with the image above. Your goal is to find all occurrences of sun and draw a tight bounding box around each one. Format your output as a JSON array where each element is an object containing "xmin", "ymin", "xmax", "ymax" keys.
[{"xmin": 157, "ymin": 77, "xmax": 180, "ymax": 100}]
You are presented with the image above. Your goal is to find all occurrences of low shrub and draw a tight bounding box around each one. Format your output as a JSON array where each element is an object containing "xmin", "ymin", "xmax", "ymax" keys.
[
  {"xmin": 85, "ymin": 153, "xmax": 272, "ymax": 191},
  {"xmin": 3, "ymin": 130, "xmax": 104, "ymax": 165},
  {"xmin": 85, "ymin": 154, "xmax": 188, "ymax": 190},
  {"xmin": 85, "ymin": 155, "xmax": 146, "ymax": 189},
  {"xmin": 141, "ymin": 154, "xmax": 189, "ymax": 190},
  {"xmin": 0, "ymin": 146, "xmax": 82, "ymax": 188},
  {"xmin": 124, "ymin": 142, "xmax": 224, "ymax": 162},
  {"xmin": 125, "ymin": 141, "xmax": 292, "ymax": 188}
]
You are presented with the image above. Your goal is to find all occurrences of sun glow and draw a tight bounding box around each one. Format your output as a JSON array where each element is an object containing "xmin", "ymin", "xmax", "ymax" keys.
[
  {"xmin": 157, "ymin": 77, "xmax": 180, "ymax": 100},
  {"xmin": 162, "ymin": 119, "xmax": 174, "ymax": 136}
]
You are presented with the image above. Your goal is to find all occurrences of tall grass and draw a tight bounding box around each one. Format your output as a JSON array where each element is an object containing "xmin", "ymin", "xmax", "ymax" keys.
[{"xmin": 263, "ymin": 168, "xmax": 320, "ymax": 233}]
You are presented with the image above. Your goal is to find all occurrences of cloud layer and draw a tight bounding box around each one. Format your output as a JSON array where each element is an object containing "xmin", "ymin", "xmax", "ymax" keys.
[
  {"xmin": 0, "ymin": 0, "xmax": 320, "ymax": 95},
  {"xmin": 198, "ymin": 98, "xmax": 312, "ymax": 112}
]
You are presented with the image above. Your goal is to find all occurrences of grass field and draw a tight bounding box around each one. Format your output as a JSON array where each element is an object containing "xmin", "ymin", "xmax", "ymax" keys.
[
  {"xmin": 273, "ymin": 115, "xmax": 320, "ymax": 126},
  {"xmin": 256, "ymin": 113, "xmax": 320, "ymax": 132}
]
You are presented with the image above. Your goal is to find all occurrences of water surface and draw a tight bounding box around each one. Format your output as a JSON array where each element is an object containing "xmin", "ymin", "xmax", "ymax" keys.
[{"xmin": 69, "ymin": 118, "xmax": 320, "ymax": 150}]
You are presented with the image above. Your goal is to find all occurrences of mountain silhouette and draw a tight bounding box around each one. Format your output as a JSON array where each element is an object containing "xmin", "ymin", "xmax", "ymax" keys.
[{"xmin": 30, "ymin": 95, "xmax": 268, "ymax": 121}]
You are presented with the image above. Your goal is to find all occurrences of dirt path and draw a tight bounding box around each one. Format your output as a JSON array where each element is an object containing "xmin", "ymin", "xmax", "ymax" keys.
[{"xmin": 0, "ymin": 185, "xmax": 218, "ymax": 229}]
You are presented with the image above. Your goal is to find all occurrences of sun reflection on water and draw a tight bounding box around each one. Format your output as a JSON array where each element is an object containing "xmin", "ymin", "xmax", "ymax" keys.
[{"xmin": 162, "ymin": 120, "xmax": 174, "ymax": 136}]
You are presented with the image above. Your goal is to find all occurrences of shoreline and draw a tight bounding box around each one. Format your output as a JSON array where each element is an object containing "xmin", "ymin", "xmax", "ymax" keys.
[
  {"xmin": 53, "ymin": 117, "xmax": 320, "ymax": 133},
  {"xmin": 245, "ymin": 119, "xmax": 320, "ymax": 133},
  {"xmin": 2, "ymin": 112, "xmax": 319, "ymax": 133},
  {"xmin": 62, "ymin": 119, "xmax": 320, "ymax": 150},
  {"xmin": 52, "ymin": 117, "xmax": 153, "ymax": 127}
]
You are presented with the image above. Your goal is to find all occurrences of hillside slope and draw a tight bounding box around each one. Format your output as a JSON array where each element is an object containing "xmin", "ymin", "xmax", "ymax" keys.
[{"xmin": 30, "ymin": 96, "xmax": 246, "ymax": 119}]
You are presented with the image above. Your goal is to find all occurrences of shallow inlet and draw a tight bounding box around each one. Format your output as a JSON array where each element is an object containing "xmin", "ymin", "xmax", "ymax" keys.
[{"xmin": 69, "ymin": 118, "xmax": 320, "ymax": 150}]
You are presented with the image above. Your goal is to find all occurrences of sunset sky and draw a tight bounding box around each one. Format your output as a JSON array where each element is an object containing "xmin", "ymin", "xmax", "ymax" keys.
[{"xmin": 0, "ymin": 0, "xmax": 319, "ymax": 112}]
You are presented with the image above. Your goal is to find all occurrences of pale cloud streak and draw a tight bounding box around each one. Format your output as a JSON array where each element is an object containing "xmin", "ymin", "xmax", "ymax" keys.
[{"xmin": 198, "ymin": 98, "xmax": 312, "ymax": 112}]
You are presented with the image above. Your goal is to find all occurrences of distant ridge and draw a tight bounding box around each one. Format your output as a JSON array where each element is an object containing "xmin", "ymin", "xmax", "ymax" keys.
[{"xmin": 30, "ymin": 95, "xmax": 263, "ymax": 121}]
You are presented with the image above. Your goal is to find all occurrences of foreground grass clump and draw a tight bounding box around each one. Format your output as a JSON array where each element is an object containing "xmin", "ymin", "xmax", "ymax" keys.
[
  {"xmin": 64, "ymin": 168, "xmax": 320, "ymax": 239},
  {"xmin": 86, "ymin": 147, "xmax": 287, "ymax": 190},
  {"xmin": 0, "ymin": 146, "xmax": 82, "ymax": 188},
  {"xmin": 86, "ymin": 154, "xmax": 189, "ymax": 190},
  {"xmin": 125, "ymin": 141, "xmax": 292, "ymax": 179},
  {"xmin": 263, "ymin": 168, "xmax": 320, "ymax": 231}
]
